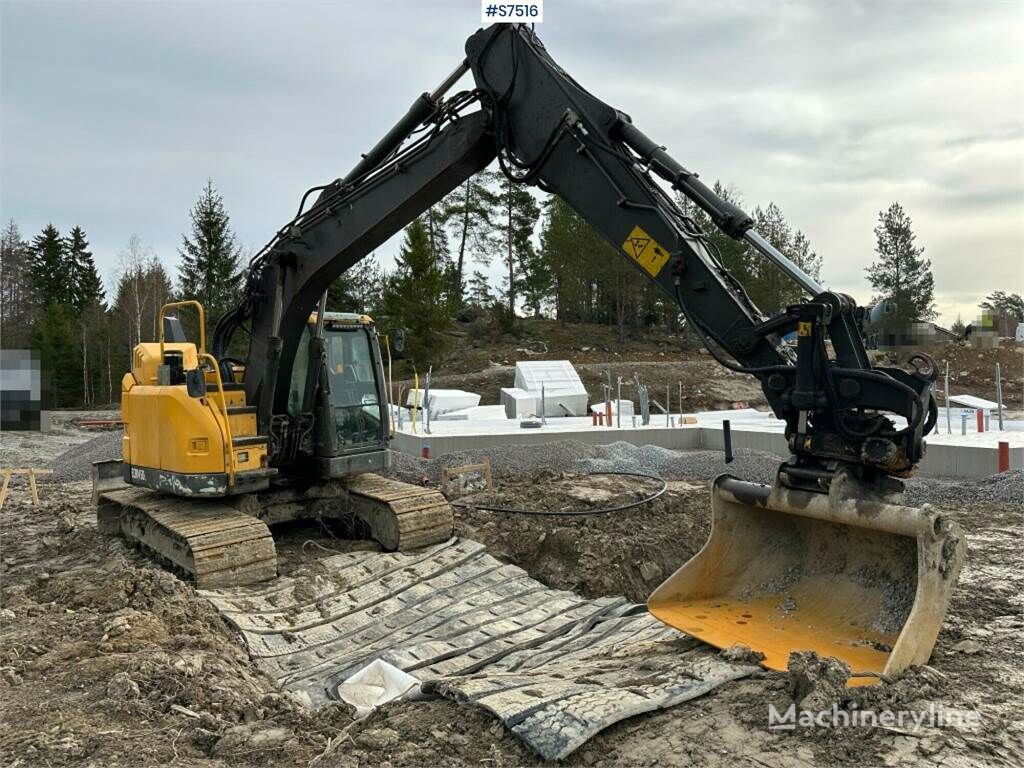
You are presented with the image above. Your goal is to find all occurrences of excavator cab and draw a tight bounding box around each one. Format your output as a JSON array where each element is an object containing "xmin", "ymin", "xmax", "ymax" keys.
[{"xmin": 288, "ymin": 312, "xmax": 391, "ymax": 477}]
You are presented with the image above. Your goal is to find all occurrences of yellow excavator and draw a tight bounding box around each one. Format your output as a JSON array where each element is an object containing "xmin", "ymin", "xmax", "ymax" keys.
[
  {"xmin": 95, "ymin": 304, "xmax": 452, "ymax": 587},
  {"xmin": 94, "ymin": 23, "xmax": 965, "ymax": 681}
]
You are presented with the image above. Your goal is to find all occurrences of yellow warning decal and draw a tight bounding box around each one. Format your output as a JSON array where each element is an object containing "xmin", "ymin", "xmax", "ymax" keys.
[
  {"xmin": 621, "ymin": 225, "xmax": 670, "ymax": 277},
  {"xmin": 797, "ymin": 321, "xmax": 812, "ymax": 337}
]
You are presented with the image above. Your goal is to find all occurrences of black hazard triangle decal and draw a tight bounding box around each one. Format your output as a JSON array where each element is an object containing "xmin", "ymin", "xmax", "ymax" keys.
[
  {"xmin": 622, "ymin": 225, "xmax": 669, "ymax": 276},
  {"xmin": 629, "ymin": 237, "xmax": 650, "ymax": 258}
]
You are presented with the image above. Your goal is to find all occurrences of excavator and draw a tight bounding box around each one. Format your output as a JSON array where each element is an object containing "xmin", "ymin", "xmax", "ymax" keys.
[{"xmin": 94, "ymin": 23, "xmax": 964, "ymax": 682}]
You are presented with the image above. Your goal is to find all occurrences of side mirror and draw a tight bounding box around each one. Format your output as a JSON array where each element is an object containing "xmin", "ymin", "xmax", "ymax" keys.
[
  {"xmin": 391, "ymin": 328, "xmax": 407, "ymax": 359},
  {"xmin": 185, "ymin": 368, "xmax": 207, "ymax": 399}
]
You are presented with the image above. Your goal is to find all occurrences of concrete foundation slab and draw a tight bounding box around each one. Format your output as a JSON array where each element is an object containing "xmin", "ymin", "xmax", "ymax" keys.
[{"xmin": 392, "ymin": 409, "xmax": 1024, "ymax": 479}]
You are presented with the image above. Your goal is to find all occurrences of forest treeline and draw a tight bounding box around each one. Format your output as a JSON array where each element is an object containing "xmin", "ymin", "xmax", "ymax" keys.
[{"xmin": 3, "ymin": 172, "xmax": 952, "ymax": 407}]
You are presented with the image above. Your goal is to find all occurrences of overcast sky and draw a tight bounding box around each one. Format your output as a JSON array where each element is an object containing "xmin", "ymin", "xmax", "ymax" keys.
[{"xmin": 2, "ymin": 0, "xmax": 1021, "ymax": 326}]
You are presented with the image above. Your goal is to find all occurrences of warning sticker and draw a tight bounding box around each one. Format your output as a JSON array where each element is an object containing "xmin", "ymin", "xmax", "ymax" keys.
[{"xmin": 621, "ymin": 225, "xmax": 670, "ymax": 277}]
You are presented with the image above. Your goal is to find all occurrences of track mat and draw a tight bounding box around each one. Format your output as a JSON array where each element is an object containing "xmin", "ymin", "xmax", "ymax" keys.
[{"xmin": 202, "ymin": 538, "xmax": 755, "ymax": 760}]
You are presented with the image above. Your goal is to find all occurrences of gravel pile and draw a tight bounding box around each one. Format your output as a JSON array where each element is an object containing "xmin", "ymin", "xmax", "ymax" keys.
[
  {"xmin": 577, "ymin": 441, "xmax": 779, "ymax": 483},
  {"xmin": 387, "ymin": 439, "xmax": 780, "ymax": 486},
  {"xmin": 48, "ymin": 432, "xmax": 121, "ymax": 481}
]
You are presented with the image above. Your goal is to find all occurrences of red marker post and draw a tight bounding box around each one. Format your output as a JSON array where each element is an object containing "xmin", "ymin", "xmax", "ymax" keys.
[
  {"xmin": 998, "ymin": 441, "xmax": 1010, "ymax": 473},
  {"xmin": 976, "ymin": 410, "xmax": 985, "ymax": 433}
]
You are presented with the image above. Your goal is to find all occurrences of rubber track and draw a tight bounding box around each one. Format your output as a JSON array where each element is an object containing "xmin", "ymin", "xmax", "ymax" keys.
[{"xmin": 97, "ymin": 487, "xmax": 277, "ymax": 589}]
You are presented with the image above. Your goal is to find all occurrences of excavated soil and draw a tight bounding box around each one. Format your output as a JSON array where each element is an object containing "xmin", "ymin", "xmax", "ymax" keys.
[{"xmin": 1, "ymin": 438, "xmax": 1022, "ymax": 766}]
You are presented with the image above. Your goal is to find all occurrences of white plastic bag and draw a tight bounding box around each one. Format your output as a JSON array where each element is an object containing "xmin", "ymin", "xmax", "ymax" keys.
[{"xmin": 335, "ymin": 659, "xmax": 422, "ymax": 719}]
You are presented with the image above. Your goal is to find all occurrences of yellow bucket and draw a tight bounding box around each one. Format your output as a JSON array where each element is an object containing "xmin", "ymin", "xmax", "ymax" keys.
[{"xmin": 648, "ymin": 469, "xmax": 965, "ymax": 684}]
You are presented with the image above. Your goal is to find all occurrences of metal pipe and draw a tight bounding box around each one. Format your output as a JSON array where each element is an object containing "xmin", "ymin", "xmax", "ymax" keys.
[
  {"xmin": 424, "ymin": 365, "xmax": 432, "ymax": 435},
  {"xmin": 314, "ymin": 291, "xmax": 328, "ymax": 337},
  {"xmin": 541, "ymin": 382, "xmax": 547, "ymax": 426},
  {"xmin": 996, "ymin": 362, "xmax": 1004, "ymax": 430},
  {"xmin": 944, "ymin": 362, "xmax": 951, "ymax": 434},
  {"xmin": 429, "ymin": 59, "xmax": 470, "ymax": 102},
  {"xmin": 742, "ymin": 230, "xmax": 825, "ymax": 296},
  {"xmin": 616, "ymin": 376, "xmax": 622, "ymax": 429},
  {"xmin": 723, "ymin": 419, "xmax": 733, "ymax": 464},
  {"xmin": 666, "ymin": 385, "xmax": 670, "ymax": 427}
]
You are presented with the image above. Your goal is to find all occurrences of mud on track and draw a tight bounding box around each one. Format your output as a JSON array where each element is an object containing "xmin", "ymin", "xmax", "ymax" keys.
[{"xmin": 0, "ymin": 457, "xmax": 1021, "ymax": 766}]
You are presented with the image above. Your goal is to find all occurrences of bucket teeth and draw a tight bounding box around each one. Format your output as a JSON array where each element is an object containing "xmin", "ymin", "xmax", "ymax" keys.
[{"xmin": 648, "ymin": 469, "xmax": 966, "ymax": 684}]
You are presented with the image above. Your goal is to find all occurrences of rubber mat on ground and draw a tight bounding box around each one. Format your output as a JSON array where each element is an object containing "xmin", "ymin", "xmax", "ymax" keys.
[{"xmin": 202, "ymin": 538, "xmax": 755, "ymax": 761}]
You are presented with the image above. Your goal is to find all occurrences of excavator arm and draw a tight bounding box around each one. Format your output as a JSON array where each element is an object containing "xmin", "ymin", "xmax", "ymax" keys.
[{"xmin": 216, "ymin": 23, "xmax": 936, "ymax": 488}]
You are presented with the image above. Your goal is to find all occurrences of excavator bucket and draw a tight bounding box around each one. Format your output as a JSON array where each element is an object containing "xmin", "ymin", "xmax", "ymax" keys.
[{"xmin": 649, "ymin": 469, "xmax": 965, "ymax": 685}]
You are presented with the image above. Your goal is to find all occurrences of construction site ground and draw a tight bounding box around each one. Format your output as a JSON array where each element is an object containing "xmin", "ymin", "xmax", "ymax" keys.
[{"xmin": 1, "ymin": 408, "xmax": 1022, "ymax": 767}]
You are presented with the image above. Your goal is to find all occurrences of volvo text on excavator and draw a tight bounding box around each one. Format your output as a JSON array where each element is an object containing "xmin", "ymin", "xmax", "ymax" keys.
[{"xmin": 94, "ymin": 23, "xmax": 964, "ymax": 682}]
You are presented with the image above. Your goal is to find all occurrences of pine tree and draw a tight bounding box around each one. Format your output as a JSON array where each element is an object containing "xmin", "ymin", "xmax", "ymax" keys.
[
  {"xmin": 492, "ymin": 177, "xmax": 540, "ymax": 322},
  {"xmin": 980, "ymin": 291, "xmax": 1024, "ymax": 321},
  {"xmin": 178, "ymin": 180, "xmax": 243, "ymax": 331},
  {"xmin": 442, "ymin": 174, "xmax": 500, "ymax": 303},
  {"xmin": 465, "ymin": 270, "xmax": 496, "ymax": 309},
  {"xmin": 865, "ymin": 202, "xmax": 935, "ymax": 322},
  {"xmin": 676, "ymin": 182, "xmax": 753, "ymax": 288},
  {"xmin": 519, "ymin": 239, "xmax": 552, "ymax": 318},
  {"xmin": 378, "ymin": 219, "xmax": 455, "ymax": 365}
]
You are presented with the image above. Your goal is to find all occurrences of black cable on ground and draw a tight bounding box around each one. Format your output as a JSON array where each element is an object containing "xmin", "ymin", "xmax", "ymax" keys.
[{"xmin": 449, "ymin": 471, "xmax": 668, "ymax": 516}]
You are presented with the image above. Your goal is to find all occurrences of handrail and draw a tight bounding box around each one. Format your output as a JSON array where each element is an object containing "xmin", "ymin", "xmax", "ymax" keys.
[
  {"xmin": 159, "ymin": 300, "xmax": 207, "ymax": 359},
  {"xmin": 383, "ymin": 334, "xmax": 394, "ymax": 437},
  {"xmin": 199, "ymin": 352, "xmax": 235, "ymax": 489}
]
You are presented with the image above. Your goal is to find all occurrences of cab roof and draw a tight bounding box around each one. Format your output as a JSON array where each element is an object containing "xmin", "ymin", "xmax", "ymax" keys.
[{"xmin": 307, "ymin": 311, "xmax": 374, "ymax": 327}]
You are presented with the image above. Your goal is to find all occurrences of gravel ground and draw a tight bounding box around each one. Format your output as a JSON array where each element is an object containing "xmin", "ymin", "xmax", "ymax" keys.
[
  {"xmin": 43, "ymin": 429, "xmax": 1024, "ymax": 508},
  {"xmin": 903, "ymin": 470, "xmax": 1024, "ymax": 507}
]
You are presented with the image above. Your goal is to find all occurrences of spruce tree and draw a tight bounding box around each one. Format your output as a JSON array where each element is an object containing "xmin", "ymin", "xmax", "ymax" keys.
[
  {"xmin": 30, "ymin": 224, "xmax": 72, "ymax": 307},
  {"xmin": 865, "ymin": 202, "xmax": 935, "ymax": 322},
  {"xmin": 64, "ymin": 226, "xmax": 104, "ymax": 312},
  {"xmin": 62, "ymin": 226, "xmax": 106, "ymax": 404},
  {"xmin": 377, "ymin": 219, "xmax": 454, "ymax": 365},
  {"xmin": 178, "ymin": 180, "xmax": 243, "ymax": 331}
]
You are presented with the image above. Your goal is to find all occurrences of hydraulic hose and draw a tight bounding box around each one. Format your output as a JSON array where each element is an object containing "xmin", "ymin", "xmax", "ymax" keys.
[{"xmin": 449, "ymin": 471, "xmax": 668, "ymax": 516}]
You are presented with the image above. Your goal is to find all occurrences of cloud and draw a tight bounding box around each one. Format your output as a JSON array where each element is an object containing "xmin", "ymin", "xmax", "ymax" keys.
[{"xmin": 2, "ymin": 0, "xmax": 1021, "ymax": 325}]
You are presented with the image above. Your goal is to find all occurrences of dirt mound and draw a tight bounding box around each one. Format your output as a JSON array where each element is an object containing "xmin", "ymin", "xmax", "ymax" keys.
[
  {"xmin": 0, "ymin": 483, "xmax": 352, "ymax": 767},
  {"xmin": 455, "ymin": 474, "xmax": 710, "ymax": 603}
]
